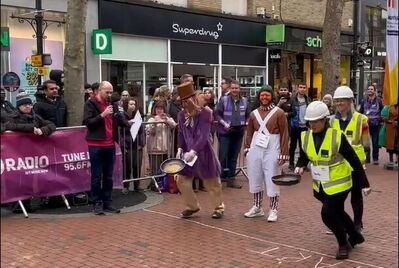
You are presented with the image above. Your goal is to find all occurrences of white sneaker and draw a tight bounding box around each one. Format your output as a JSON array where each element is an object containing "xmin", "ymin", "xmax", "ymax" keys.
[
  {"xmin": 267, "ymin": 209, "xmax": 278, "ymax": 222},
  {"xmin": 244, "ymin": 206, "xmax": 265, "ymax": 218}
]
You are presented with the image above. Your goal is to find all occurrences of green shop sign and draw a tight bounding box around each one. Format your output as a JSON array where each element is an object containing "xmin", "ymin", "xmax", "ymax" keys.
[
  {"xmin": 91, "ymin": 29, "xmax": 112, "ymax": 54},
  {"xmin": 305, "ymin": 35, "xmax": 322, "ymax": 48},
  {"xmin": 265, "ymin": 24, "xmax": 285, "ymax": 44},
  {"xmin": 1, "ymin": 27, "xmax": 10, "ymax": 51}
]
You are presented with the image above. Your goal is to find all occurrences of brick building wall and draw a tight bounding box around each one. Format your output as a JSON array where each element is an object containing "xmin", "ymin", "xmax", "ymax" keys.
[
  {"xmin": 187, "ymin": 0, "xmax": 221, "ymax": 12},
  {"xmin": 247, "ymin": 0, "xmax": 353, "ymax": 32}
]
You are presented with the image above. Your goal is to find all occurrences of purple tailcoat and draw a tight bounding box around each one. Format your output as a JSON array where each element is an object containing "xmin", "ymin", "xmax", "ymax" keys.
[{"xmin": 177, "ymin": 108, "xmax": 221, "ymax": 179}]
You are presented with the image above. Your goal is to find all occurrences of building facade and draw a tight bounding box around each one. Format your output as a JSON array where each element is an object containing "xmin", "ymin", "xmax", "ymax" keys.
[
  {"xmin": 86, "ymin": 0, "xmax": 357, "ymax": 112},
  {"xmin": 355, "ymin": 0, "xmax": 387, "ymax": 100},
  {"xmin": 0, "ymin": 0, "xmax": 66, "ymax": 103},
  {"xmin": 1, "ymin": 0, "xmax": 363, "ymax": 108}
]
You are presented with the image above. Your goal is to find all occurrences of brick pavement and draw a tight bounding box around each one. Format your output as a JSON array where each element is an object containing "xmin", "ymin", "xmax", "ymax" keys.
[{"xmin": 1, "ymin": 152, "xmax": 398, "ymax": 268}]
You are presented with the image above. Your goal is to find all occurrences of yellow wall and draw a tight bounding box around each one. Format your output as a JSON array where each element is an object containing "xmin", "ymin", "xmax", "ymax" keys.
[
  {"xmin": 340, "ymin": 56, "xmax": 351, "ymax": 86},
  {"xmin": 311, "ymin": 56, "xmax": 351, "ymax": 99}
]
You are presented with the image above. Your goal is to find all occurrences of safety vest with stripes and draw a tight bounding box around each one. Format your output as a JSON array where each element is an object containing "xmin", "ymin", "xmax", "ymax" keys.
[
  {"xmin": 330, "ymin": 112, "xmax": 367, "ymax": 164},
  {"xmin": 301, "ymin": 128, "xmax": 353, "ymax": 195}
]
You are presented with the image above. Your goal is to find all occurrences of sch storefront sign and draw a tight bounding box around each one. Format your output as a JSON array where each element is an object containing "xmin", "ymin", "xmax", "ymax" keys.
[
  {"xmin": 0, "ymin": 127, "xmax": 122, "ymax": 204},
  {"xmin": 99, "ymin": 0, "xmax": 267, "ymax": 47},
  {"xmin": 305, "ymin": 35, "xmax": 322, "ymax": 48},
  {"xmin": 283, "ymin": 27, "xmax": 352, "ymax": 55}
]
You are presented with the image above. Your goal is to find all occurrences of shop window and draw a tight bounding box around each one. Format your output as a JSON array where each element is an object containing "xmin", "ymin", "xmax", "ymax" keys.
[
  {"xmin": 221, "ymin": 66, "xmax": 265, "ymax": 105},
  {"xmin": 101, "ymin": 61, "xmax": 168, "ymax": 116},
  {"xmin": 222, "ymin": 0, "xmax": 247, "ymax": 16}
]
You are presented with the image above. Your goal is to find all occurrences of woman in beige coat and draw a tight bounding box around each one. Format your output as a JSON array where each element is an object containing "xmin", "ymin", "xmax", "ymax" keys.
[
  {"xmin": 384, "ymin": 104, "xmax": 398, "ymax": 163},
  {"xmin": 146, "ymin": 100, "xmax": 177, "ymax": 175}
]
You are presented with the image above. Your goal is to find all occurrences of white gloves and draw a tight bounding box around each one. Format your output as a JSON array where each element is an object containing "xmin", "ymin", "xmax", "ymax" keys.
[
  {"xmin": 183, "ymin": 150, "xmax": 197, "ymax": 162},
  {"xmin": 294, "ymin": 167, "xmax": 304, "ymax": 175},
  {"xmin": 176, "ymin": 148, "xmax": 183, "ymax": 159}
]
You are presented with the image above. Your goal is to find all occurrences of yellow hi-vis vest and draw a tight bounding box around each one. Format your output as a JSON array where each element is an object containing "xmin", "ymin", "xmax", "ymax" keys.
[
  {"xmin": 330, "ymin": 111, "xmax": 367, "ymax": 164},
  {"xmin": 301, "ymin": 128, "xmax": 353, "ymax": 195}
]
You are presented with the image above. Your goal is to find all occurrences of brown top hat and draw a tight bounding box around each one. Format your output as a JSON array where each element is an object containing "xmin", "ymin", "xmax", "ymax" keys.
[{"xmin": 176, "ymin": 82, "xmax": 195, "ymax": 100}]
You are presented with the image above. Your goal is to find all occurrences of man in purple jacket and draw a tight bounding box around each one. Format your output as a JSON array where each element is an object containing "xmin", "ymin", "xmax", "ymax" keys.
[{"xmin": 175, "ymin": 81, "xmax": 225, "ymax": 219}]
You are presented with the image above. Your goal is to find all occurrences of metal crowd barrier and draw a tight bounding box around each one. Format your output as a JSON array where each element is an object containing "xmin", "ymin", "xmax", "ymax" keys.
[
  {"xmin": 118, "ymin": 119, "xmax": 250, "ymax": 193},
  {"xmin": 118, "ymin": 121, "xmax": 177, "ymax": 193}
]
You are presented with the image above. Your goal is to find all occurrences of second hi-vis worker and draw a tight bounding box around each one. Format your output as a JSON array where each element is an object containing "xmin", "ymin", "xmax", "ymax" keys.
[{"xmin": 331, "ymin": 86, "xmax": 370, "ymax": 232}]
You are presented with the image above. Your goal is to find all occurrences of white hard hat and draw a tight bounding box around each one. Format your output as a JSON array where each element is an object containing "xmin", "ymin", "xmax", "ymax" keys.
[
  {"xmin": 333, "ymin": 86, "xmax": 354, "ymax": 99},
  {"xmin": 304, "ymin": 101, "xmax": 330, "ymax": 121}
]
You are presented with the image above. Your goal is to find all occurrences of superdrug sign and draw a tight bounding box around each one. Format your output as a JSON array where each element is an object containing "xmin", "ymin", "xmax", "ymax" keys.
[{"xmin": 99, "ymin": 0, "xmax": 268, "ymax": 47}]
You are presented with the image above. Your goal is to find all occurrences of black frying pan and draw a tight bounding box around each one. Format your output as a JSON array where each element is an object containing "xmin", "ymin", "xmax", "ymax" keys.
[{"xmin": 271, "ymin": 174, "xmax": 301, "ymax": 186}]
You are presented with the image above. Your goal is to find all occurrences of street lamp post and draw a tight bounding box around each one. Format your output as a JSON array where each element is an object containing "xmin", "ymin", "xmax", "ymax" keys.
[
  {"xmin": 10, "ymin": 0, "xmax": 64, "ymax": 87},
  {"xmin": 35, "ymin": 0, "xmax": 44, "ymax": 85},
  {"xmin": 350, "ymin": 0, "xmax": 360, "ymax": 103}
]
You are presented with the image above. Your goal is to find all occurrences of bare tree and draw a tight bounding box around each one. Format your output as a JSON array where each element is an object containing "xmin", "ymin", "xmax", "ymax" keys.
[
  {"xmin": 63, "ymin": 0, "xmax": 88, "ymax": 126},
  {"xmin": 321, "ymin": 0, "xmax": 347, "ymax": 96}
]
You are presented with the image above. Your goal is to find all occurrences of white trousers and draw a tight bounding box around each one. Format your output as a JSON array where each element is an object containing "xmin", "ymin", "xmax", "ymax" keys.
[{"xmin": 246, "ymin": 134, "xmax": 280, "ymax": 197}]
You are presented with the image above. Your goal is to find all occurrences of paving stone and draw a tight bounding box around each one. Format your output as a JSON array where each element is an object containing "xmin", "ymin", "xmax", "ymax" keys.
[{"xmin": 1, "ymin": 151, "xmax": 397, "ymax": 267}]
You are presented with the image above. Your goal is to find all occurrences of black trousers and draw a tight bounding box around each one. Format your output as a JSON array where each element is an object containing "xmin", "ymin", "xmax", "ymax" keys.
[
  {"xmin": 289, "ymin": 127, "xmax": 308, "ymax": 166},
  {"xmin": 351, "ymin": 174, "xmax": 364, "ymax": 228},
  {"xmin": 314, "ymin": 187, "xmax": 357, "ymax": 246},
  {"xmin": 122, "ymin": 147, "xmax": 143, "ymax": 189}
]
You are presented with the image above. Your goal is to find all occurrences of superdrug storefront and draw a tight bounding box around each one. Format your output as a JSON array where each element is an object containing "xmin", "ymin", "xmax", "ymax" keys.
[{"xmin": 97, "ymin": 0, "xmax": 271, "ymax": 114}]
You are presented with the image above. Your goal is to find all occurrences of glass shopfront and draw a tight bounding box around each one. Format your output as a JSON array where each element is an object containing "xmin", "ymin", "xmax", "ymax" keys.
[
  {"xmin": 98, "ymin": 0, "xmax": 269, "ymax": 115},
  {"xmin": 360, "ymin": 6, "xmax": 386, "ymax": 97},
  {"xmin": 271, "ymin": 52, "xmax": 351, "ymax": 100},
  {"xmin": 269, "ymin": 26, "xmax": 353, "ymax": 100}
]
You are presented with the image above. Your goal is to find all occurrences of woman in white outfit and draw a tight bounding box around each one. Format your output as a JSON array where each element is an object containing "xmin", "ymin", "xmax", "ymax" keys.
[{"xmin": 244, "ymin": 85, "xmax": 289, "ymax": 222}]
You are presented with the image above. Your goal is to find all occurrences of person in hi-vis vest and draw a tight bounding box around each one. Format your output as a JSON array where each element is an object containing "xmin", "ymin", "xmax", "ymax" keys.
[
  {"xmin": 331, "ymin": 86, "xmax": 370, "ymax": 233},
  {"xmin": 294, "ymin": 101, "xmax": 371, "ymax": 260}
]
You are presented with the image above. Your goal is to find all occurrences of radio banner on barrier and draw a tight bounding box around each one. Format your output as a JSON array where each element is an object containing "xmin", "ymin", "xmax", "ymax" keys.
[{"xmin": 0, "ymin": 127, "xmax": 122, "ymax": 204}]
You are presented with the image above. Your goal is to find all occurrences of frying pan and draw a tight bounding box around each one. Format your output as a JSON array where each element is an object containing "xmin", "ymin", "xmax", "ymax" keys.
[
  {"xmin": 160, "ymin": 158, "xmax": 186, "ymax": 175},
  {"xmin": 271, "ymin": 173, "xmax": 301, "ymax": 186}
]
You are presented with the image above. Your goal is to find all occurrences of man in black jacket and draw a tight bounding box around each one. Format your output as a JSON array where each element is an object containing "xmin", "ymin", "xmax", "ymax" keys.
[
  {"xmin": 275, "ymin": 83, "xmax": 295, "ymax": 120},
  {"xmin": 288, "ymin": 82, "xmax": 311, "ymax": 170},
  {"xmin": 1, "ymin": 87, "xmax": 17, "ymax": 124},
  {"xmin": 83, "ymin": 81, "xmax": 120, "ymax": 215},
  {"xmin": 4, "ymin": 91, "xmax": 56, "ymax": 135},
  {"xmin": 34, "ymin": 80, "xmax": 67, "ymax": 127}
]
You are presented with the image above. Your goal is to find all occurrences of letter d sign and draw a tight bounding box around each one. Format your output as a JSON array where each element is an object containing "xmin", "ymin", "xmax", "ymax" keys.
[{"xmin": 92, "ymin": 29, "xmax": 112, "ymax": 54}]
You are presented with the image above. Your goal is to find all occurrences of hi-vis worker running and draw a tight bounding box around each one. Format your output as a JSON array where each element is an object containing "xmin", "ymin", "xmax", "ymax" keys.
[{"xmin": 294, "ymin": 101, "xmax": 371, "ymax": 260}]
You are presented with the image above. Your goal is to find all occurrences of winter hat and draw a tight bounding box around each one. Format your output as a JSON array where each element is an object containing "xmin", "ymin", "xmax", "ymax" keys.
[
  {"xmin": 49, "ymin": 69, "xmax": 64, "ymax": 88},
  {"xmin": 16, "ymin": 90, "xmax": 32, "ymax": 107},
  {"xmin": 257, "ymin": 84, "xmax": 275, "ymax": 100},
  {"xmin": 110, "ymin": 92, "xmax": 121, "ymax": 103}
]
